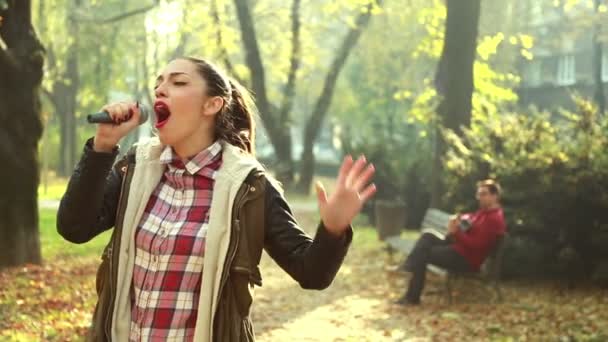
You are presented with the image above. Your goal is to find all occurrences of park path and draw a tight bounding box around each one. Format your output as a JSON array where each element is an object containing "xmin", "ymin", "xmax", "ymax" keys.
[
  {"xmin": 251, "ymin": 206, "xmax": 420, "ymax": 342},
  {"xmin": 252, "ymin": 238, "xmax": 413, "ymax": 342}
]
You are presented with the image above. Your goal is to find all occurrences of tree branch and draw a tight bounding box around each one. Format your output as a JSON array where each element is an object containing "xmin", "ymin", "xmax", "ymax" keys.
[
  {"xmin": 73, "ymin": 2, "xmax": 158, "ymax": 24},
  {"xmin": 278, "ymin": 0, "xmax": 301, "ymax": 123},
  {"xmin": 233, "ymin": 0, "xmax": 296, "ymax": 183},
  {"xmin": 232, "ymin": 0, "xmax": 272, "ymax": 120},
  {"xmin": 303, "ymin": 1, "xmax": 380, "ymax": 141},
  {"xmin": 296, "ymin": 0, "xmax": 380, "ymax": 191},
  {"xmin": 169, "ymin": 4, "xmax": 191, "ymax": 60},
  {"xmin": 211, "ymin": 0, "xmax": 241, "ymax": 83}
]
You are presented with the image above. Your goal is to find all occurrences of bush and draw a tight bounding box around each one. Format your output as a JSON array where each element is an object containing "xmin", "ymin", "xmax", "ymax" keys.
[
  {"xmin": 501, "ymin": 235, "xmax": 551, "ymax": 278},
  {"xmin": 592, "ymin": 260, "xmax": 608, "ymax": 288},
  {"xmin": 342, "ymin": 115, "xmax": 432, "ymax": 229},
  {"xmin": 442, "ymin": 99, "xmax": 608, "ymax": 281}
]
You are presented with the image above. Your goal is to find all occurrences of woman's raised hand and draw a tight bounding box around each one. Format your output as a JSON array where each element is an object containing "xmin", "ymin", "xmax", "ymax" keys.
[{"xmin": 316, "ymin": 155, "xmax": 377, "ymax": 237}]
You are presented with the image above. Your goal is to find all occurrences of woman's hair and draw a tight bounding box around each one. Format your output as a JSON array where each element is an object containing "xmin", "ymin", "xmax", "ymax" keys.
[
  {"xmin": 477, "ymin": 179, "xmax": 502, "ymax": 197},
  {"xmin": 181, "ymin": 56, "xmax": 256, "ymax": 155}
]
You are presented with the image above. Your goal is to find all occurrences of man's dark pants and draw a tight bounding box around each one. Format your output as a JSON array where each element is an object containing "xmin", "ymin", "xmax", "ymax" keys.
[{"xmin": 400, "ymin": 233, "xmax": 472, "ymax": 303}]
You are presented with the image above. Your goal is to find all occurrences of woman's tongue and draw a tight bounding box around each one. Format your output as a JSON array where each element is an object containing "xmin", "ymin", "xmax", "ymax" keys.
[{"xmin": 155, "ymin": 108, "xmax": 171, "ymax": 129}]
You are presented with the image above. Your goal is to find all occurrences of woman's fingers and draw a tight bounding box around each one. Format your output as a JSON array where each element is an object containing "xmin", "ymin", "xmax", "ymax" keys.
[
  {"xmin": 117, "ymin": 102, "xmax": 133, "ymax": 123},
  {"xmin": 353, "ymin": 163, "xmax": 375, "ymax": 192},
  {"xmin": 336, "ymin": 155, "xmax": 354, "ymax": 187},
  {"xmin": 126, "ymin": 103, "xmax": 141, "ymax": 126},
  {"xmin": 360, "ymin": 183, "xmax": 377, "ymax": 203},
  {"xmin": 345, "ymin": 155, "xmax": 367, "ymax": 187},
  {"xmin": 101, "ymin": 101, "xmax": 136, "ymax": 124},
  {"xmin": 315, "ymin": 181, "xmax": 328, "ymax": 206}
]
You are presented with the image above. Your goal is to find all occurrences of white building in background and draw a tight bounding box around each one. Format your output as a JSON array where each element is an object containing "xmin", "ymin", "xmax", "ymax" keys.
[{"xmin": 517, "ymin": 0, "xmax": 608, "ymax": 110}]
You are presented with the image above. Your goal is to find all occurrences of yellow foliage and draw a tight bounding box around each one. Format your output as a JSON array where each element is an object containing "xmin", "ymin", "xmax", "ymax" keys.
[
  {"xmin": 519, "ymin": 34, "xmax": 534, "ymax": 49},
  {"xmin": 477, "ymin": 34, "xmax": 504, "ymax": 61}
]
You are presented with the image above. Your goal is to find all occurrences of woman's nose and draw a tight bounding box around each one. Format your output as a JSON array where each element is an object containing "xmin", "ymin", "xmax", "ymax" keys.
[{"xmin": 155, "ymin": 83, "xmax": 167, "ymax": 98}]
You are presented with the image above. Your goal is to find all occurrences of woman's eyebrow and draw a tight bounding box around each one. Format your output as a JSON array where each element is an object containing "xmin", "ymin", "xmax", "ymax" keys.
[{"xmin": 155, "ymin": 72, "xmax": 189, "ymax": 83}]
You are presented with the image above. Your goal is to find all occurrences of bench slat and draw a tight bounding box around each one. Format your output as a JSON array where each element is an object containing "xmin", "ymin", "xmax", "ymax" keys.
[{"xmin": 421, "ymin": 208, "xmax": 451, "ymax": 235}]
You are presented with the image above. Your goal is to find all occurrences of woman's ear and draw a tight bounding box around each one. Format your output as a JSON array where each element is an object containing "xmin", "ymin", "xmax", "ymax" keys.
[{"xmin": 203, "ymin": 96, "xmax": 224, "ymax": 116}]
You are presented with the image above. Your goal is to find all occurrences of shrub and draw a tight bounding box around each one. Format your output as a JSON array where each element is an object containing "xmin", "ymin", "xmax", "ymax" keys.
[
  {"xmin": 442, "ymin": 99, "xmax": 608, "ymax": 280},
  {"xmin": 342, "ymin": 115, "xmax": 432, "ymax": 229}
]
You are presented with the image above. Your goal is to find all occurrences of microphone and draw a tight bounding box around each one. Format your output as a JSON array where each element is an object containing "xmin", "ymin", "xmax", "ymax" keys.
[{"xmin": 87, "ymin": 104, "xmax": 150, "ymax": 125}]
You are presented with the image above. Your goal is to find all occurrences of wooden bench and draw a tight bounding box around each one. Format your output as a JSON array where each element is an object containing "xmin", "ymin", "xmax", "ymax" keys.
[
  {"xmin": 385, "ymin": 208, "xmax": 506, "ymax": 303},
  {"xmin": 385, "ymin": 208, "xmax": 452, "ymax": 276}
]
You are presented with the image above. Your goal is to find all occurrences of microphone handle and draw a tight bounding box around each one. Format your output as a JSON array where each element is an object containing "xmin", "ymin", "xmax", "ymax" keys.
[
  {"xmin": 87, "ymin": 104, "xmax": 149, "ymax": 124},
  {"xmin": 87, "ymin": 111, "xmax": 116, "ymax": 124}
]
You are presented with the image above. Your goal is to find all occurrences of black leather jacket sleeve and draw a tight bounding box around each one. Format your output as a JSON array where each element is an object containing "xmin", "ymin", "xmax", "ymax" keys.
[
  {"xmin": 56, "ymin": 138, "xmax": 123, "ymax": 244},
  {"xmin": 263, "ymin": 180, "xmax": 353, "ymax": 290}
]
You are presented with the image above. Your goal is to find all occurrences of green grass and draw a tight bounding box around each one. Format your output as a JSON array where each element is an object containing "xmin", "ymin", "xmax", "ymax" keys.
[
  {"xmin": 38, "ymin": 180, "xmax": 68, "ymax": 201},
  {"xmin": 39, "ymin": 208, "xmax": 111, "ymax": 260}
]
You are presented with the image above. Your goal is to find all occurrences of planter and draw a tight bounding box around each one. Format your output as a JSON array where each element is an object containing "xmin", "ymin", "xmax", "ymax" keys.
[{"xmin": 374, "ymin": 199, "xmax": 407, "ymax": 240}]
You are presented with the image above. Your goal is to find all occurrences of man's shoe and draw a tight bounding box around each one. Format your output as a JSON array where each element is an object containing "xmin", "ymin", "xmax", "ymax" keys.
[
  {"xmin": 387, "ymin": 264, "xmax": 408, "ymax": 274},
  {"xmin": 394, "ymin": 296, "xmax": 420, "ymax": 306},
  {"xmin": 388, "ymin": 261, "xmax": 415, "ymax": 274},
  {"xmin": 401, "ymin": 261, "xmax": 415, "ymax": 273}
]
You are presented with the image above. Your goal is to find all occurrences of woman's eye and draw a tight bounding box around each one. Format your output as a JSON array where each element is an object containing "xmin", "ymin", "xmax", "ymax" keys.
[{"xmin": 174, "ymin": 81, "xmax": 187, "ymax": 86}]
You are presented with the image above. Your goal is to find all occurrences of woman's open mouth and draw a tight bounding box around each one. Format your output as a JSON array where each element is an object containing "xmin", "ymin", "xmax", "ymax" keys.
[{"xmin": 154, "ymin": 101, "xmax": 171, "ymax": 129}]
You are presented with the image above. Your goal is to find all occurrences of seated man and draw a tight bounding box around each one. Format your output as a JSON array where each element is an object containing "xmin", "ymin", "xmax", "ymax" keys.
[{"xmin": 395, "ymin": 179, "xmax": 506, "ymax": 305}]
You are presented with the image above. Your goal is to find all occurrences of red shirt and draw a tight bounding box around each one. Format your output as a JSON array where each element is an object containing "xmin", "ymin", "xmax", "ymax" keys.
[
  {"xmin": 451, "ymin": 207, "xmax": 506, "ymax": 271},
  {"xmin": 130, "ymin": 142, "xmax": 222, "ymax": 341}
]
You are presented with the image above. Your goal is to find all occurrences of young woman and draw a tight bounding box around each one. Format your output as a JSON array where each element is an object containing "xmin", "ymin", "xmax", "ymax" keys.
[{"xmin": 57, "ymin": 57, "xmax": 376, "ymax": 342}]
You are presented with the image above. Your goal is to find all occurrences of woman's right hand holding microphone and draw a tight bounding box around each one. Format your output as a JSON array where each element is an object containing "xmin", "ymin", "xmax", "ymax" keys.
[{"xmin": 93, "ymin": 102, "xmax": 142, "ymax": 153}]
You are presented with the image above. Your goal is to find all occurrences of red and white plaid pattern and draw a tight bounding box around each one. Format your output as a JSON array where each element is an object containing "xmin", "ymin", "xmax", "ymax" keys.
[{"xmin": 129, "ymin": 142, "xmax": 222, "ymax": 341}]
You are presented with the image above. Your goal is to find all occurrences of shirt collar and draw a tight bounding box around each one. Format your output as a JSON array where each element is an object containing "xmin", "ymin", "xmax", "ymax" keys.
[
  {"xmin": 159, "ymin": 141, "xmax": 223, "ymax": 175},
  {"xmin": 479, "ymin": 206, "xmax": 502, "ymax": 214}
]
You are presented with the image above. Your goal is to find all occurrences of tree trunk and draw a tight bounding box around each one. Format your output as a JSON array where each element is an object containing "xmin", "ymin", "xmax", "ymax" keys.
[
  {"xmin": 593, "ymin": 0, "xmax": 606, "ymax": 116},
  {"xmin": 211, "ymin": 0, "xmax": 238, "ymax": 81},
  {"xmin": 49, "ymin": 4, "xmax": 80, "ymax": 177},
  {"xmin": 55, "ymin": 52, "xmax": 79, "ymax": 176},
  {"xmin": 295, "ymin": 1, "xmax": 379, "ymax": 194},
  {"xmin": 0, "ymin": 0, "xmax": 45, "ymax": 268},
  {"xmin": 430, "ymin": 0, "xmax": 481, "ymax": 208},
  {"xmin": 233, "ymin": 0, "xmax": 295, "ymax": 185}
]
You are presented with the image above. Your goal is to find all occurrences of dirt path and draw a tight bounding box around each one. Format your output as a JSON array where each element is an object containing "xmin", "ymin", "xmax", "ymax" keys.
[
  {"xmin": 250, "ymin": 208, "xmax": 608, "ymax": 342},
  {"xmin": 252, "ymin": 206, "xmax": 421, "ymax": 341},
  {"xmin": 253, "ymin": 242, "xmax": 408, "ymax": 341}
]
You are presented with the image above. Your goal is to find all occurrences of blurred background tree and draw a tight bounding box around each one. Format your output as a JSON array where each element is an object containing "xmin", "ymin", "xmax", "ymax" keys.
[{"xmin": 0, "ymin": 0, "xmax": 45, "ymax": 268}]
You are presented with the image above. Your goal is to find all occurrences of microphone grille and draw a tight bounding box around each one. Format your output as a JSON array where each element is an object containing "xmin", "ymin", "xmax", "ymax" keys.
[{"xmin": 138, "ymin": 104, "xmax": 151, "ymax": 124}]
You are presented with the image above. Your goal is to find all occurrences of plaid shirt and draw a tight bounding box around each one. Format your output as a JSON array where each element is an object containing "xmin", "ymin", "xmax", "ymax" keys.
[{"xmin": 129, "ymin": 142, "xmax": 222, "ymax": 341}]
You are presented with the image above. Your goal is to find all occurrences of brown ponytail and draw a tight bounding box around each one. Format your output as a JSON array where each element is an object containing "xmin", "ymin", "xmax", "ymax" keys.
[
  {"xmin": 224, "ymin": 79, "xmax": 256, "ymax": 155},
  {"xmin": 181, "ymin": 56, "xmax": 257, "ymax": 155}
]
